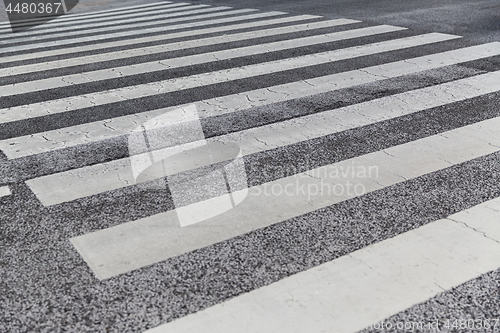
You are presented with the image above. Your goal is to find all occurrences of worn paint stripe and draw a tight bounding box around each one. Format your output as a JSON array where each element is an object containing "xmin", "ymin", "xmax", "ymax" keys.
[
  {"xmin": 143, "ymin": 197, "xmax": 500, "ymax": 333},
  {"xmin": 0, "ymin": 14, "xmax": 320, "ymax": 64},
  {"xmin": 0, "ymin": 25, "xmax": 412, "ymax": 96},
  {"xmin": 67, "ymin": 115, "xmax": 500, "ymax": 279}
]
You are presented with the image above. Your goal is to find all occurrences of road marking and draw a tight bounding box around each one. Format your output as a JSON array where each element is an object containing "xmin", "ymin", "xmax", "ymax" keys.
[
  {"xmin": 6, "ymin": 1, "xmax": 497, "ymax": 329},
  {"xmin": 214, "ymin": 69, "xmax": 500, "ymax": 155},
  {"xmin": 0, "ymin": 2, "xmax": 190, "ymax": 33},
  {"xmin": 193, "ymin": 42, "xmax": 500, "ymax": 118},
  {"xmin": 68, "ymin": 116, "xmax": 500, "ymax": 279},
  {"xmin": 0, "ymin": 9, "xmax": 262, "ymax": 53},
  {"xmin": 0, "ymin": 6, "xmax": 232, "ymax": 44},
  {"xmin": 4, "ymin": 65, "xmax": 499, "ymax": 160},
  {"xmin": 0, "ymin": 25, "xmax": 416, "ymax": 96},
  {"xmin": 0, "ymin": 186, "xmax": 11, "ymax": 198},
  {"xmin": 2, "ymin": 34, "xmax": 478, "ymax": 125},
  {"xmin": 0, "ymin": 14, "xmax": 320, "ymax": 64},
  {"xmin": 142, "ymin": 197, "xmax": 500, "ymax": 333},
  {"xmin": 0, "ymin": 19, "xmax": 362, "ymax": 77},
  {"xmin": 446, "ymin": 196, "xmax": 500, "ymax": 243}
]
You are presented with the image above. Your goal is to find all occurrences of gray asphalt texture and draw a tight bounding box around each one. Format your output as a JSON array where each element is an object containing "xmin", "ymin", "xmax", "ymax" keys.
[{"xmin": 2, "ymin": 0, "xmax": 500, "ymax": 332}]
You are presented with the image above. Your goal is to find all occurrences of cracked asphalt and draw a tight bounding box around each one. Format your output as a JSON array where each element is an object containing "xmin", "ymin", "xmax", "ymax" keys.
[{"xmin": 2, "ymin": 0, "xmax": 500, "ymax": 332}]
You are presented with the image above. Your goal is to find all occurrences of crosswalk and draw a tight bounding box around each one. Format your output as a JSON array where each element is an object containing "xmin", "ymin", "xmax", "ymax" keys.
[{"xmin": 2, "ymin": 1, "xmax": 500, "ymax": 332}]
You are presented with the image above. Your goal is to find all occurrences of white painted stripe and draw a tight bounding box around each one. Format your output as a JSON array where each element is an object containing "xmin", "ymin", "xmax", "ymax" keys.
[
  {"xmin": 0, "ymin": 186, "xmax": 11, "ymax": 197},
  {"xmin": 1, "ymin": 34, "xmax": 474, "ymax": 125},
  {"xmin": 0, "ymin": 1, "xmax": 175, "ymax": 27},
  {"xmin": 0, "ymin": 14, "xmax": 319, "ymax": 64},
  {"xmin": 0, "ymin": 6, "xmax": 232, "ymax": 44},
  {"xmin": 212, "ymin": 69, "xmax": 500, "ymax": 157},
  {"xmin": 142, "ymin": 198, "xmax": 500, "ymax": 333},
  {"xmin": 194, "ymin": 42, "xmax": 500, "ymax": 119},
  {"xmin": 67, "ymin": 115, "xmax": 500, "ymax": 279},
  {"xmin": 0, "ymin": 19, "xmax": 361, "ymax": 77},
  {"xmin": 4, "ymin": 65, "xmax": 499, "ymax": 160},
  {"xmin": 0, "ymin": 2, "xmax": 190, "ymax": 33},
  {"xmin": 447, "ymin": 195, "xmax": 500, "ymax": 243},
  {"xmin": 1, "ymin": 25, "xmax": 413, "ymax": 96},
  {"xmin": 0, "ymin": 8, "xmax": 262, "ymax": 53}
]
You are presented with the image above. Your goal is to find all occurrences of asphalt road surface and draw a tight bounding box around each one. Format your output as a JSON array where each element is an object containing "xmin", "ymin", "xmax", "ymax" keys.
[{"xmin": 1, "ymin": 0, "xmax": 500, "ymax": 332}]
